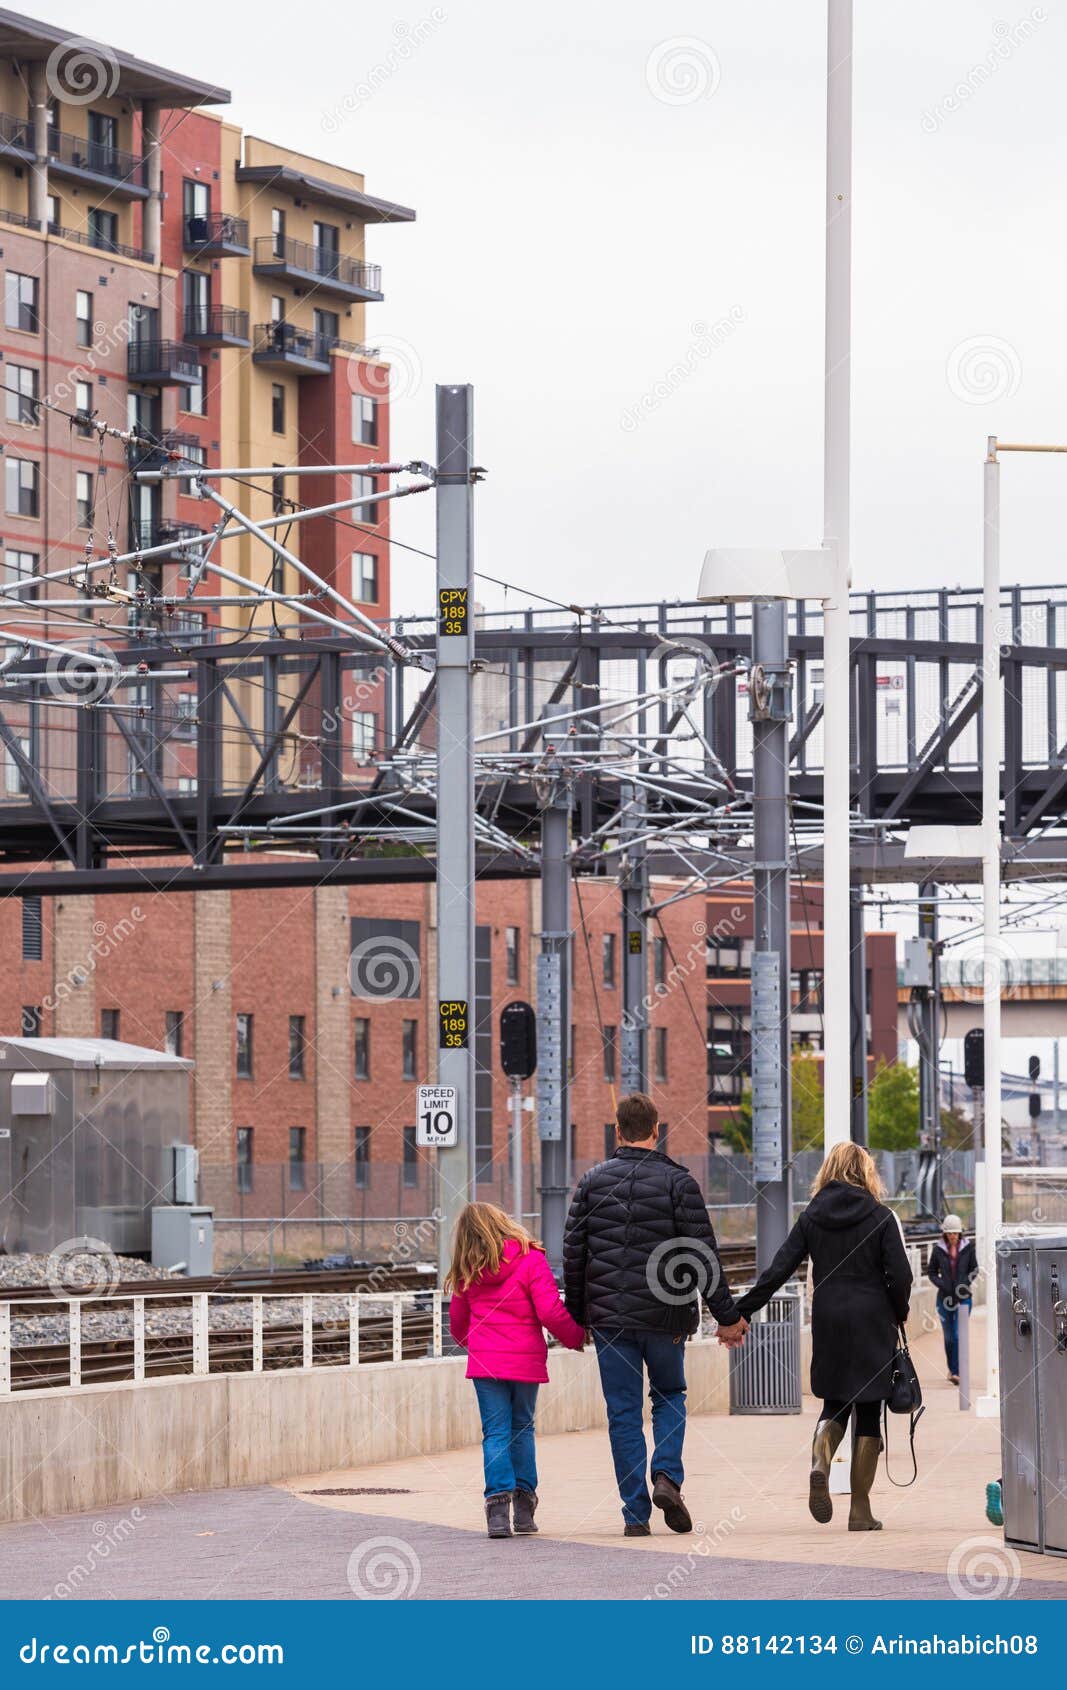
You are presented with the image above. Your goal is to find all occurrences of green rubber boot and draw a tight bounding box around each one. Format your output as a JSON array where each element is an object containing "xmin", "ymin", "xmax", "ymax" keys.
[{"xmin": 808, "ymin": 1419, "xmax": 845, "ymax": 1524}]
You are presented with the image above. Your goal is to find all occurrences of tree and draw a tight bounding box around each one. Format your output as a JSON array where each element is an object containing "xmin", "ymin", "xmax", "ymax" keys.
[
  {"xmin": 867, "ymin": 1058, "xmax": 920, "ymax": 1151},
  {"xmin": 722, "ymin": 1048, "xmax": 825, "ymax": 1154}
]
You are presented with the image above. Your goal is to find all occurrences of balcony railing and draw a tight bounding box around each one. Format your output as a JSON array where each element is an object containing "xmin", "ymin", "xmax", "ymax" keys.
[
  {"xmin": 252, "ymin": 321, "xmax": 333, "ymax": 371},
  {"xmin": 49, "ymin": 219, "xmax": 152, "ymax": 264},
  {"xmin": 252, "ymin": 235, "xmax": 382, "ymax": 300},
  {"xmin": 127, "ymin": 430, "xmax": 204, "ymax": 472},
  {"xmin": 0, "ymin": 111, "xmax": 32, "ymax": 153},
  {"xmin": 47, "ymin": 126, "xmax": 146, "ymax": 193},
  {"xmin": 183, "ymin": 305, "xmax": 251, "ymax": 345},
  {"xmin": 127, "ymin": 340, "xmax": 200, "ymax": 384},
  {"xmin": 131, "ymin": 520, "xmax": 208, "ymax": 555},
  {"xmin": 183, "ymin": 212, "xmax": 250, "ymax": 256}
]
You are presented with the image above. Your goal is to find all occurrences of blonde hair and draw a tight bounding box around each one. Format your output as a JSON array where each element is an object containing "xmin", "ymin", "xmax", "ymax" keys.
[
  {"xmin": 811, "ymin": 1141, "xmax": 885, "ymax": 1201},
  {"xmin": 444, "ymin": 1202, "xmax": 543, "ymax": 1293}
]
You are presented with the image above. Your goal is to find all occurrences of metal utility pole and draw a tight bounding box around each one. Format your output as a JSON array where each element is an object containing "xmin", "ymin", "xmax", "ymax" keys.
[
  {"xmin": 620, "ymin": 782, "xmax": 649, "ymax": 1097},
  {"xmin": 750, "ymin": 599, "xmax": 793, "ymax": 1274},
  {"xmin": 916, "ymin": 884, "xmax": 943, "ymax": 1219},
  {"xmin": 978, "ymin": 436, "xmax": 1004, "ymax": 1414},
  {"xmin": 434, "ymin": 385, "xmax": 476, "ymax": 1282},
  {"xmin": 538, "ymin": 776, "xmax": 572, "ymax": 1271},
  {"xmin": 849, "ymin": 888, "xmax": 868, "ymax": 1144},
  {"xmin": 822, "ymin": 0, "xmax": 854, "ymax": 1150}
]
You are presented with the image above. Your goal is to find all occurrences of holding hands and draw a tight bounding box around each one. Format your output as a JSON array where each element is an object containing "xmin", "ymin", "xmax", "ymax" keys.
[{"xmin": 716, "ymin": 1316, "xmax": 749, "ymax": 1350}]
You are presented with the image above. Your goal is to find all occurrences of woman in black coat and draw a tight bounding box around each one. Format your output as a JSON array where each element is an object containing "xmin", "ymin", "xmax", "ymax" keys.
[{"xmin": 735, "ymin": 1143, "xmax": 912, "ymax": 1532}]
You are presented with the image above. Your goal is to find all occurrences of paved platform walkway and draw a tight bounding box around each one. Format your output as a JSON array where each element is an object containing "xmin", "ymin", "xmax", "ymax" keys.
[{"xmin": 0, "ymin": 1311, "xmax": 1063, "ymax": 1600}]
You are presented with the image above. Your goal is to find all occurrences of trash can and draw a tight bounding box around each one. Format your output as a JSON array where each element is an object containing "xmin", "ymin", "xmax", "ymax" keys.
[
  {"xmin": 997, "ymin": 1232, "xmax": 1067, "ymax": 1556},
  {"xmin": 728, "ymin": 1286, "xmax": 802, "ymax": 1414}
]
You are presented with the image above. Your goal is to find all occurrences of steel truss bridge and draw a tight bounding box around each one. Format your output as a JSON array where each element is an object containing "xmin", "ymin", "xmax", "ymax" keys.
[{"xmin": 2, "ymin": 583, "xmax": 1067, "ymax": 895}]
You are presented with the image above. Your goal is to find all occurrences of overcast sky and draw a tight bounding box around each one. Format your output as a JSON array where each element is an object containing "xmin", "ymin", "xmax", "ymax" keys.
[{"xmin": 71, "ymin": 0, "xmax": 1066, "ymax": 619}]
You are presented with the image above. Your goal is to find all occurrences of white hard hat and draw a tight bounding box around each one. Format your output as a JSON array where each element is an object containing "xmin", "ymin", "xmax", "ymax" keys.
[{"xmin": 941, "ymin": 1213, "xmax": 964, "ymax": 1234}]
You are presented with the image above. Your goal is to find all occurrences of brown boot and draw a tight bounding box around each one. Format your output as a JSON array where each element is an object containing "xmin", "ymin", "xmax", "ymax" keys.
[
  {"xmin": 512, "ymin": 1489, "xmax": 539, "ymax": 1534},
  {"xmin": 485, "ymin": 1493, "xmax": 512, "ymax": 1538},
  {"xmin": 848, "ymin": 1435, "xmax": 884, "ymax": 1532},
  {"xmin": 808, "ymin": 1418, "xmax": 845, "ymax": 1524}
]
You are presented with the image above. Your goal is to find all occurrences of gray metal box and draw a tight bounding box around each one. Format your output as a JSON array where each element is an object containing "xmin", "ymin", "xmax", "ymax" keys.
[
  {"xmin": 152, "ymin": 1206, "xmax": 214, "ymax": 1275},
  {"xmin": 997, "ymin": 1233, "xmax": 1067, "ymax": 1556}
]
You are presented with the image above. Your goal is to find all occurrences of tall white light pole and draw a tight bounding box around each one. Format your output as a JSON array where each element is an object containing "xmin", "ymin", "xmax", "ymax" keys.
[
  {"xmin": 822, "ymin": 0, "xmax": 854, "ymax": 1149},
  {"xmin": 977, "ymin": 437, "xmax": 1004, "ymax": 1415}
]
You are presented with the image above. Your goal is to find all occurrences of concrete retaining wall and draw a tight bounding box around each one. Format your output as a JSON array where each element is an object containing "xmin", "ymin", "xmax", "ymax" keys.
[{"xmin": 0, "ymin": 1286, "xmax": 937, "ymax": 1526}]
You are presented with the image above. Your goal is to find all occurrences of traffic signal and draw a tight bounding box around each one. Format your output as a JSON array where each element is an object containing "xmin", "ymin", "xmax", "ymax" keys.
[
  {"xmin": 1029, "ymin": 1092, "xmax": 1042, "ymax": 1120},
  {"xmin": 500, "ymin": 1000, "xmax": 537, "ymax": 1080},
  {"xmin": 964, "ymin": 1027, "xmax": 985, "ymax": 1089},
  {"xmin": 1029, "ymin": 1054, "xmax": 1041, "ymax": 1083}
]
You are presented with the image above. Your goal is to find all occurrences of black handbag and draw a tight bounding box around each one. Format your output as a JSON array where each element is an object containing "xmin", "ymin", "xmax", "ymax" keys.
[{"xmin": 883, "ymin": 1327, "xmax": 924, "ymax": 1487}]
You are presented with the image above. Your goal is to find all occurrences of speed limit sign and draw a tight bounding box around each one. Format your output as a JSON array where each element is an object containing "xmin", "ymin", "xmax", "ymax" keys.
[{"xmin": 415, "ymin": 1085, "xmax": 458, "ymax": 1147}]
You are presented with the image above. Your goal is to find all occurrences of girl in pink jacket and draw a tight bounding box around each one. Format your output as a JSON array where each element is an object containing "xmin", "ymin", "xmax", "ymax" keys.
[{"xmin": 446, "ymin": 1202, "xmax": 585, "ymax": 1538}]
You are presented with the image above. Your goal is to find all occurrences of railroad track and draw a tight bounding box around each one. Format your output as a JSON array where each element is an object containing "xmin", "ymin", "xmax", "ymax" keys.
[
  {"xmin": 0, "ymin": 1262, "xmax": 434, "ymax": 1311},
  {"xmin": 8, "ymin": 1312, "xmax": 436, "ymax": 1392}
]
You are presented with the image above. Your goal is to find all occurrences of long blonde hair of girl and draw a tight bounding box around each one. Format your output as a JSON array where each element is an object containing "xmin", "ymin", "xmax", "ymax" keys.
[
  {"xmin": 811, "ymin": 1141, "xmax": 885, "ymax": 1201},
  {"xmin": 444, "ymin": 1202, "xmax": 543, "ymax": 1293}
]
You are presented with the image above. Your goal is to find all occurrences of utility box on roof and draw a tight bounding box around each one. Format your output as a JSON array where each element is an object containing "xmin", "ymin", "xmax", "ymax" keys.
[{"xmin": 0, "ymin": 1037, "xmax": 194, "ymax": 1258}]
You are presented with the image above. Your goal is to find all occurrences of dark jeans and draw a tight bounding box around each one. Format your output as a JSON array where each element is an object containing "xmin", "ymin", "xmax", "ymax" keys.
[
  {"xmin": 937, "ymin": 1295, "xmax": 959, "ymax": 1375},
  {"xmin": 472, "ymin": 1378, "xmax": 539, "ymax": 1498},
  {"xmin": 822, "ymin": 1397, "xmax": 882, "ymax": 1438},
  {"xmin": 593, "ymin": 1329, "xmax": 687, "ymax": 1525}
]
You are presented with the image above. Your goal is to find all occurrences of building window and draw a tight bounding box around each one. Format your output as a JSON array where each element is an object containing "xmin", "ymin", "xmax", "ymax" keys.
[
  {"xmin": 402, "ymin": 1018, "xmax": 417, "ymax": 1081},
  {"xmin": 653, "ymin": 936, "xmax": 667, "ymax": 987},
  {"xmin": 602, "ymin": 1025, "xmax": 617, "ymax": 1082},
  {"xmin": 352, "ymin": 552, "xmax": 378, "ymax": 603},
  {"xmin": 271, "ymin": 470, "xmax": 287, "ymax": 517},
  {"xmin": 4, "ymin": 549, "xmax": 38, "ymax": 597},
  {"xmin": 271, "ymin": 207, "xmax": 286, "ymax": 256},
  {"xmin": 271, "ymin": 383, "xmax": 285, "ymax": 434},
  {"xmin": 88, "ymin": 207, "xmax": 119, "ymax": 252},
  {"xmin": 353, "ymin": 472, "xmax": 378, "ymax": 523},
  {"xmin": 402, "ymin": 1125, "xmax": 418, "ymax": 1187},
  {"xmin": 568, "ymin": 1023, "xmax": 576, "ymax": 1080},
  {"xmin": 353, "ymin": 394, "xmax": 378, "ymax": 445},
  {"xmin": 5, "ymin": 736, "xmax": 30, "ymax": 795},
  {"xmin": 74, "ymin": 380, "xmax": 93, "ymax": 436},
  {"xmin": 21, "ymin": 1005, "xmax": 41, "ymax": 1038},
  {"xmin": 5, "ymin": 272, "xmax": 39, "ymax": 333},
  {"xmin": 352, "ymin": 710, "xmax": 375, "ymax": 763},
  {"xmin": 602, "ymin": 932, "xmax": 617, "ymax": 988},
  {"xmin": 183, "ymin": 178, "xmax": 209, "ymax": 224},
  {"xmin": 235, "ymin": 1012, "xmax": 253, "ymax": 1078},
  {"xmin": 21, "ymin": 895, "xmax": 42, "ymax": 961},
  {"xmin": 288, "ymin": 1014, "xmax": 306, "ymax": 1079},
  {"xmin": 6, "ymin": 364, "xmax": 39, "ymax": 426},
  {"xmin": 178, "ymin": 442, "xmax": 203, "ymax": 493},
  {"xmin": 164, "ymin": 1010, "xmax": 184, "ymax": 1057},
  {"xmin": 505, "ymin": 926, "xmax": 520, "ymax": 986},
  {"xmin": 288, "ymin": 1126, "xmax": 307, "ymax": 1191},
  {"xmin": 658, "ymin": 1120, "xmax": 669, "ymax": 1155},
  {"xmin": 101, "ymin": 1007, "xmax": 120, "ymax": 1040},
  {"xmin": 180, "ymin": 364, "xmax": 207, "ymax": 415},
  {"xmin": 182, "ymin": 267, "xmax": 209, "ymax": 336},
  {"xmin": 75, "ymin": 289, "xmax": 93, "ymax": 347},
  {"xmin": 604, "ymin": 1122, "xmax": 616, "ymax": 1159},
  {"xmin": 354, "ymin": 1125, "xmax": 371, "ymax": 1188},
  {"xmin": 354, "ymin": 1017, "xmax": 370, "ymax": 1079},
  {"xmin": 45, "ymin": 193, "xmax": 59, "ymax": 230},
  {"xmin": 6, "ymin": 458, "xmax": 39, "ymax": 518},
  {"xmin": 75, "ymin": 470, "xmax": 95, "ymax": 528},
  {"xmin": 270, "ymin": 293, "xmax": 285, "ymax": 324},
  {"xmin": 654, "ymin": 1026, "xmax": 669, "ymax": 1082},
  {"xmin": 236, "ymin": 1127, "xmax": 253, "ymax": 1193}
]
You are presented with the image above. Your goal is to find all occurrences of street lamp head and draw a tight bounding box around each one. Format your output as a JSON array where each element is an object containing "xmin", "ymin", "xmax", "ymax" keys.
[{"xmin": 697, "ymin": 546, "xmax": 841, "ymax": 604}]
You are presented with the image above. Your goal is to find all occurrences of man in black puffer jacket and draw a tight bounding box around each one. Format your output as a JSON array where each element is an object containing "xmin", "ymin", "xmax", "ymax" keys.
[{"xmin": 563, "ymin": 1092, "xmax": 747, "ymax": 1537}]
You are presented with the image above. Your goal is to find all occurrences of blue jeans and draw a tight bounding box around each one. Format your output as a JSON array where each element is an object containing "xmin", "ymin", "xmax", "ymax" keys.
[
  {"xmin": 593, "ymin": 1330, "xmax": 687, "ymax": 1525},
  {"xmin": 472, "ymin": 1378, "xmax": 539, "ymax": 1498},
  {"xmin": 937, "ymin": 1296, "xmax": 959, "ymax": 1375}
]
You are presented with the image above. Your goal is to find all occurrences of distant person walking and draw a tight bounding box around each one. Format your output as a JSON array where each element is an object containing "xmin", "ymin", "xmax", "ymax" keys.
[
  {"xmin": 562, "ymin": 1092, "xmax": 748, "ymax": 1537},
  {"xmin": 447, "ymin": 1202, "xmax": 585, "ymax": 1539},
  {"xmin": 926, "ymin": 1213, "xmax": 977, "ymax": 1385},
  {"xmin": 735, "ymin": 1143, "xmax": 913, "ymax": 1532}
]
